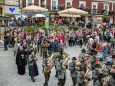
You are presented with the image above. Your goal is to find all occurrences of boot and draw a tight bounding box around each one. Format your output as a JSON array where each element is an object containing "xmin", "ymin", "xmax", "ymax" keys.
[{"xmin": 31, "ymin": 76, "xmax": 35, "ymax": 82}]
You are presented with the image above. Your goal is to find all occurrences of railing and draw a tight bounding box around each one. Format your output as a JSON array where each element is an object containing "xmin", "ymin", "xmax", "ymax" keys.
[
  {"xmin": 91, "ymin": 9, "xmax": 97, "ymax": 14},
  {"xmin": 103, "ymin": 10, "xmax": 109, "ymax": 15}
]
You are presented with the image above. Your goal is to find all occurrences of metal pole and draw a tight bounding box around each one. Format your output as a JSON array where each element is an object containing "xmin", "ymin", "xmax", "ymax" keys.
[{"xmin": 0, "ymin": 23, "xmax": 1, "ymax": 39}]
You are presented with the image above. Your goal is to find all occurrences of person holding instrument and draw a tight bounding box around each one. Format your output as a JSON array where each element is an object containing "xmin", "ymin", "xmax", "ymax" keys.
[
  {"xmin": 69, "ymin": 57, "xmax": 78, "ymax": 86},
  {"xmin": 28, "ymin": 51, "xmax": 39, "ymax": 82},
  {"xmin": 42, "ymin": 54, "xmax": 51, "ymax": 86},
  {"xmin": 56, "ymin": 56, "xmax": 67, "ymax": 86}
]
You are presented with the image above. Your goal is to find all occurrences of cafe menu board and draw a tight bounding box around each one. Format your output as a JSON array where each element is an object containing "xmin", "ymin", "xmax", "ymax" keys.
[{"xmin": 5, "ymin": 0, "xmax": 19, "ymax": 6}]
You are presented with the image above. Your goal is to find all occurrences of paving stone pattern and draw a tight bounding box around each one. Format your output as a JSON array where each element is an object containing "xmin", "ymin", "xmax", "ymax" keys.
[{"xmin": 0, "ymin": 46, "xmax": 87, "ymax": 86}]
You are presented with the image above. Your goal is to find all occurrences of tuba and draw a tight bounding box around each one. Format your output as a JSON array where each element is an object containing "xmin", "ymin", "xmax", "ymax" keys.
[
  {"xmin": 62, "ymin": 52, "xmax": 70, "ymax": 72},
  {"xmin": 43, "ymin": 52, "xmax": 59, "ymax": 72},
  {"xmin": 84, "ymin": 67, "xmax": 92, "ymax": 86}
]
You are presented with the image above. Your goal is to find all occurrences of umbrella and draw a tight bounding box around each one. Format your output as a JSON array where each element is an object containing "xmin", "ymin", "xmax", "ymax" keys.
[
  {"xmin": 15, "ymin": 15, "xmax": 27, "ymax": 20},
  {"xmin": 58, "ymin": 7, "xmax": 88, "ymax": 15},
  {"xmin": 59, "ymin": 14, "xmax": 81, "ymax": 18},
  {"xmin": 32, "ymin": 14, "xmax": 45, "ymax": 18},
  {"xmin": 22, "ymin": 5, "xmax": 48, "ymax": 13}
]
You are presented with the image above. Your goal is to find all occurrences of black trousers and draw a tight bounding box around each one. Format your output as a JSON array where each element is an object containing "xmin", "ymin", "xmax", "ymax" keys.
[
  {"xmin": 72, "ymin": 77, "xmax": 77, "ymax": 85},
  {"xmin": 4, "ymin": 44, "xmax": 8, "ymax": 50},
  {"xmin": 59, "ymin": 76, "xmax": 66, "ymax": 86}
]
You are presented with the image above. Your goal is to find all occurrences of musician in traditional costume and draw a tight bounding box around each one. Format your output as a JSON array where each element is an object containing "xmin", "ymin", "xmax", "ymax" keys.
[
  {"xmin": 77, "ymin": 67, "xmax": 85, "ymax": 86},
  {"xmin": 111, "ymin": 55, "xmax": 115, "ymax": 65},
  {"xmin": 42, "ymin": 54, "xmax": 51, "ymax": 86},
  {"xmin": 108, "ymin": 67, "xmax": 115, "ymax": 86},
  {"xmin": 92, "ymin": 64, "xmax": 100, "ymax": 86},
  {"xmin": 69, "ymin": 57, "xmax": 78, "ymax": 86},
  {"xmin": 103, "ymin": 61, "xmax": 112, "ymax": 76},
  {"xmin": 28, "ymin": 51, "xmax": 39, "ymax": 82},
  {"xmin": 41, "ymin": 39, "xmax": 49, "ymax": 57},
  {"xmin": 16, "ymin": 46, "xmax": 26, "ymax": 75},
  {"xmin": 79, "ymin": 48, "xmax": 87, "ymax": 59},
  {"xmin": 56, "ymin": 56, "xmax": 67, "ymax": 86},
  {"xmin": 95, "ymin": 73, "xmax": 105, "ymax": 86}
]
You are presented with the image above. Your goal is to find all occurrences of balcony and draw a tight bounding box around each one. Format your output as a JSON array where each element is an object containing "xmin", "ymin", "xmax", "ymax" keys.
[
  {"xmin": 52, "ymin": 6, "xmax": 57, "ymax": 10},
  {"xmin": 103, "ymin": 10, "xmax": 109, "ymax": 15},
  {"xmin": 91, "ymin": 9, "xmax": 97, "ymax": 14}
]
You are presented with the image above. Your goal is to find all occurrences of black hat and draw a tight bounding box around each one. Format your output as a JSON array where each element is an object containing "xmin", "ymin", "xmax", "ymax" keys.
[
  {"xmin": 112, "ymin": 55, "xmax": 115, "ymax": 58},
  {"xmin": 95, "ymin": 64, "xmax": 100, "ymax": 68},
  {"xmin": 89, "ymin": 52, "xmax": 93, "ymax": 55},
  {"xmin": 105, "ymin": 61, "xmax": 112, "ymax": 65},
  {"xmin": 72, "ymin": 57, "xmax": 77, "ymax": 60},
  {"xmin": 81, "ymin": 48, "xmax": 86, "ymax": 53},
  {"xmin": 91, "ymin": 50, "xmax": 97, "ymax": 55}
]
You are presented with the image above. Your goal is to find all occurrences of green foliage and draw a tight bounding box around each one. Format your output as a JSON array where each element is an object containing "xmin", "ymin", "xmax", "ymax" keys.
[
  {"xmin": 22, "ymin": 25, "xmax": 81, "ymax": 34},
  {"xmin": 68, "ymin": 25, "xmax": 81, "ymax": 30}
]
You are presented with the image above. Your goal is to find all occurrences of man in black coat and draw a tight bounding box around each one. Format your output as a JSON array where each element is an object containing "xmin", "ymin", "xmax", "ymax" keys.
[{"xmin": 4, "ymin": 35, "xmax": 9, "ymax": 51}]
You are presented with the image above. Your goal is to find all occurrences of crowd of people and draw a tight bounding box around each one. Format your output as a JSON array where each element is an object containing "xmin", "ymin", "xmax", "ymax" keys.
[{"xmin": 3, "ymin": 23, "xmax": 115, "ymax": 86}]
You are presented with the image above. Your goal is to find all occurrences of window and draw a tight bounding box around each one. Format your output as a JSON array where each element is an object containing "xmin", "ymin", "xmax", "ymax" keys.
[
  {"xmin": 66, "ymin": 0, "xmax": 72, "ymax": 9},
  {"xmin": 51, "ymin": 0, "xmax": 58, "ymax": 10},
  {"xmin": 79, "ymin": 1, "xmax": 86, "ymax": 7},
  {"xmin": 52, "ymin": 0, "xmax": 56, "ymax": 10},
  {"xmin": 104, "ymin": 4, "xmax": 109, "ymax": 15},
  {"xmin": 92, "ymin": 2, "xmax": 98, "ymax": 14},
  {"xmin": 28, "ymin": 0, "xmax": 32, "ymax": 5},
  {"xmin": 41, "ymin": 0, "xmax": 45, "ymax": 5}
]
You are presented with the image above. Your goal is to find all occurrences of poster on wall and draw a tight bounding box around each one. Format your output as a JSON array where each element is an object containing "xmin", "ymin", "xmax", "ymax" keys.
[
  {"xmin": 97, "ymin": 17, "xmax": 102, "ymax": 24},
  {"xmin": 45, "ymin": 13, "xmax": 49, "ymax": 29}
]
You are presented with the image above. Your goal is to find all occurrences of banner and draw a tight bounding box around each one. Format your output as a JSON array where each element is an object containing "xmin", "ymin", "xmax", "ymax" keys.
[{"xmin": 45, "ymin": 13, "xmax": 49, "ymax": 29}]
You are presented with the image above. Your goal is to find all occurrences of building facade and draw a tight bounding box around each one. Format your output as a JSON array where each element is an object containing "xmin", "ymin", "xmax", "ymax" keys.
[{"xmin": 23, "ymin": 0, "xmax": 115, "ymax": 24}]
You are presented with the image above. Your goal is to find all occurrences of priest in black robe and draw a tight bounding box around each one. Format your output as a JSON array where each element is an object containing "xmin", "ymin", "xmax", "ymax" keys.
[{"xmin": 16, "ymin": 46, "xmax": 26, "ymax": 75}]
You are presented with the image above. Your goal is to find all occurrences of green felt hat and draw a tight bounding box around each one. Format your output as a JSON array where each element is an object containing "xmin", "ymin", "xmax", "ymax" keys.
[
  {"xmin": 54, "ymin": 50, "xmax": 59, "ymax": 52},
  {"xmin": 95, "ymin": 64, "xmax": 101, "ymax": 68},
  {"xmin": 105, "ymin": 61, "xmax": 112, "ymax": 65},
  {"xmin": 43, "ymin": 54, "xmax": 49, "ymax": 58},
  {"xmin": 81, "ymin": 48, "xmax": 86, "ymax": 53},
  {"xmin": 98, "ymin": 73, "xmax": 105, "ymax": 78},
  {"xmin": 110, "ymin": 73, "xmax": 115, "ymax": 78},
  {"xmin": 59, "ymin": 56, "xmax": 64, "ymax": 60},
  {"xmin": 79, "ymin": 67, "xmax": 84, "ymax": 71},
  {"xmin": 72, "ymin": 57, "xmax": 77, "ymax": 60}
]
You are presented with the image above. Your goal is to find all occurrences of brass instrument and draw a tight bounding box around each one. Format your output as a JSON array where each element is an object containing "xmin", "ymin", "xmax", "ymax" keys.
[
  {"xmin": 84, "ymin": 67, "xmax": 92, "ymax": 86},
  {"xmin": 62, "ymin": 52, "xmax": 70, "ymax": 72},
  {"xmin": 43, "ymin": 52, "xmax": 59, "ymax": 72}
]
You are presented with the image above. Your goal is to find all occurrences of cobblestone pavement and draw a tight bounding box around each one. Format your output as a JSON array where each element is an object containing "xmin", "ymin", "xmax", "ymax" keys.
[{"xmin": 0, "ymin": 46, "xmax": 88, "ymax": 86}]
